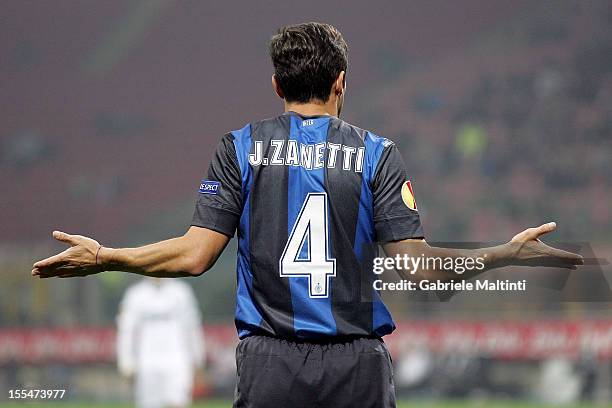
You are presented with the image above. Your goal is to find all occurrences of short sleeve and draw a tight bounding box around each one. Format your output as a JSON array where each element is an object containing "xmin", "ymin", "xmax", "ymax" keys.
[
  {"xmin": 372, "ymin": 144, "xmax": 424, "ymax": 242},
  {"xmin": 191, "ymin": 133, "xmax": 243, "ymax": 237}
]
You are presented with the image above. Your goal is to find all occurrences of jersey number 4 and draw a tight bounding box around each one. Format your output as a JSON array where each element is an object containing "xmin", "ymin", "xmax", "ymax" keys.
[{"xmin": 279, "ymin": 193, "xmax": 336, "ymax": 298}]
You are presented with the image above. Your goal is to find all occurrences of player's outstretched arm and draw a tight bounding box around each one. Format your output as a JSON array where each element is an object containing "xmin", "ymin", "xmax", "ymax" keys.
[
  {"xmin": 31, "ymin": 226, "xmax": 230, "ymax": 279},
  {"xmin": 383, "ymin": 222, "xmax": 583, "ymax": 283}
]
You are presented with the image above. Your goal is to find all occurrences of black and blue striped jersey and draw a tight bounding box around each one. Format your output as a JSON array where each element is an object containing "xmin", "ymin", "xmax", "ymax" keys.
[{"xmin": 192, "ymin": 111, "xmax": 424, "ymax": 340}]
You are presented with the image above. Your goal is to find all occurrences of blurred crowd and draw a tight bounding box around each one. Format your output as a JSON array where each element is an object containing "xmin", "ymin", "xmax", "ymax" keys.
[{"xmin": 363, "ymin": 1, "xmax": 611, "ymax": 243}]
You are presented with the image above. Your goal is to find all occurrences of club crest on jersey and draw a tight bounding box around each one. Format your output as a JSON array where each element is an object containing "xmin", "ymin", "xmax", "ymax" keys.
[
  {"xmin": 401, "ymin": 180, "xmax": 417, "ymax": 211},
  {"xmin": 199, "ymin": 180, "xmax": 220, "ymax": 195}
]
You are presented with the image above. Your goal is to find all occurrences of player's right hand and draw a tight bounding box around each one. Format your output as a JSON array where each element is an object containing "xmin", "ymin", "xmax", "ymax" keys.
[{"xmin": 31, "ymin": 231, "xmax": 103, "ymax": 278}]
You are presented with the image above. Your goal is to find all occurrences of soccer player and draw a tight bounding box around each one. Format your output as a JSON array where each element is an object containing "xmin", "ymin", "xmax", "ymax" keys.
[
  {"xmin": 32, "ymin": 22, "xmax": 582, "ymax": 408},
  {"xmin": 117, "ymin": 278, "xmax": 204, "ymax": 408}
]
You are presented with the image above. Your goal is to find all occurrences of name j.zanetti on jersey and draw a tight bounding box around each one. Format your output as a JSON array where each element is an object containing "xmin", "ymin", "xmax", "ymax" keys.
[{"xmin": 248, "ymin": 140, "xmax": 365, "ymax": 172}]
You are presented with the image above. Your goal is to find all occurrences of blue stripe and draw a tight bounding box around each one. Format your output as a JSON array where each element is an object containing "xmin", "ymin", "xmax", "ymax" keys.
[
  {"xmin": 231, "ymin": 124, "xmax": 264, "ymax": 338},
  {"xmin": 358, "ymin": 131, "xmax": 395, "ymax": 336},
  {"xmin": 287, "ymin": 115, "xmax": 337, "ymax": 338}
]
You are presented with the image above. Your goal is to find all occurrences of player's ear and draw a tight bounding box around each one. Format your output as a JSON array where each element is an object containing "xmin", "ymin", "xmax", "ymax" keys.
[
  {"xmin": 334, "ymin": 71, "xmax": 346, "ymax": 96},
  {"xmin": 272, "ymin": 75, "xmax": 284, "ymax": 99}
]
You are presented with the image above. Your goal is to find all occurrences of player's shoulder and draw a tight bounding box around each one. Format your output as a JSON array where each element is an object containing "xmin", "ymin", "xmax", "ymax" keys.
[
  {"xmin": 227, "ymin": 114, "xmax": 395, "ymax": 146},
  {"xmin": 227, "ymin": 113, "xmax": 288, "ymax": 142},
  {"xmin": 329, "ymin": 118, "xmax": 396, "ymax": 158}
]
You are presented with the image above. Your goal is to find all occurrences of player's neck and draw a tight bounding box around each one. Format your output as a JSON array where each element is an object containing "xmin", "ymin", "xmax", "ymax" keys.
[{"xmin": 284, "ymin": 100, "xmax": 337, "ymax": 117}]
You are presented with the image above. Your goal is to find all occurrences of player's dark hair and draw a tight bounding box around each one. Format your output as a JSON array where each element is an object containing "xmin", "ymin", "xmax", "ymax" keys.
[{"xmin": 269, "ymin": 22, "xmax": 348, "ymax": 104}]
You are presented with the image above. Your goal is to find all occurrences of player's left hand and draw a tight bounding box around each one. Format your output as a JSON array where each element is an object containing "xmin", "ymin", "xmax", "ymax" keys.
[
  {"xmin": 31, "ymin": 231, "xmax": 103, "ymax": 278},
  {"xmin": 507, "ymin": 222, "xmax": 583, "ymax": 269}
]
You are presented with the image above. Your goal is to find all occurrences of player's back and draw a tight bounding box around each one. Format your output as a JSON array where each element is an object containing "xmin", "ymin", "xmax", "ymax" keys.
[{"xmin": 192, "ymin": 111, "xmax": 423, "ymax": 340}]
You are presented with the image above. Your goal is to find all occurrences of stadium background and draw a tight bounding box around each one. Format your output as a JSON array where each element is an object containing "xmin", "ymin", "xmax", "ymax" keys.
[{"xmin": 1, "ymin": 0, "xmax": 611, "ymax": 406}]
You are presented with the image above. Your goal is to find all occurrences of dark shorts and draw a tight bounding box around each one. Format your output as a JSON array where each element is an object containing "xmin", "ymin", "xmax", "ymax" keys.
[{"xmin": 233, "ymin": 335, "xmax": 396, "ymax": 408}]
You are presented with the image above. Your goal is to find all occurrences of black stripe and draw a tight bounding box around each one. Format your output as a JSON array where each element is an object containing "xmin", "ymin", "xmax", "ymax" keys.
[
  {"xmin": 326, "ymin": 118, "xmax": 373, "ymax": 336},
  {"xmin": 248, "ymin": 114, "xmax": 294, "ymax": 338}
]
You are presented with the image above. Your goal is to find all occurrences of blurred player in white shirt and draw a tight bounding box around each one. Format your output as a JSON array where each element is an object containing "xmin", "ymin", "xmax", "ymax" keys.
[{"xmin": 117, "ymin": 278, "xmax": 204, "ymax": 408}]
